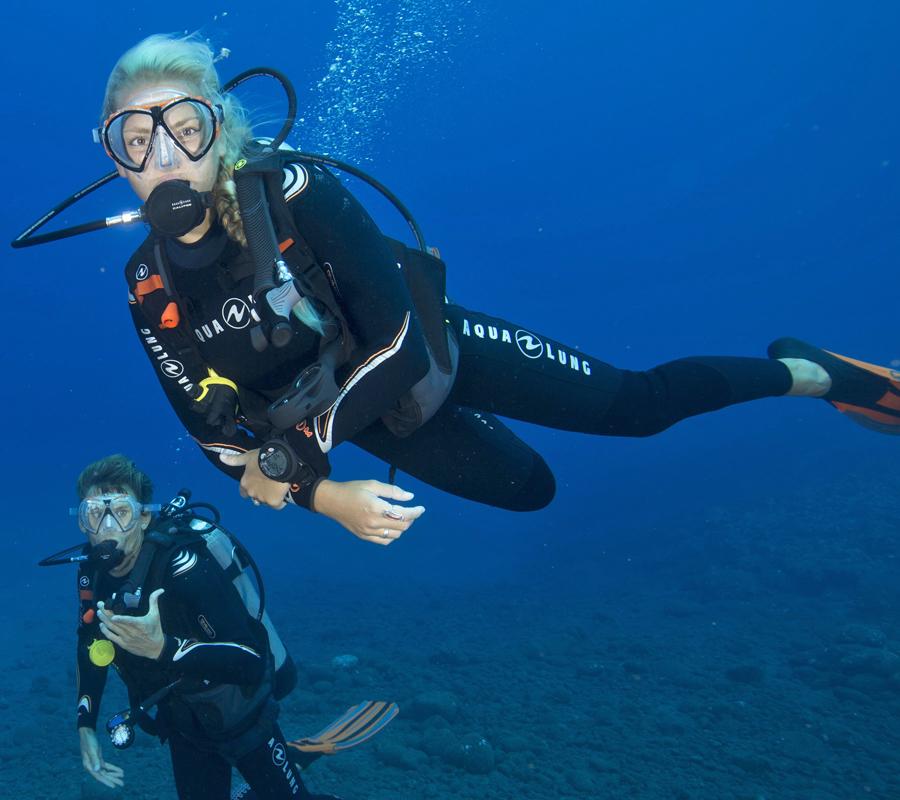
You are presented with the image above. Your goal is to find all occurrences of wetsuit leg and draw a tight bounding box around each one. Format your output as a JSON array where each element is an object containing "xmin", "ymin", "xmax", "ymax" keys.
[
  {"xmin": 352, "ymin": 404, "xmax": 556, "ymax": 510},
  {"xmin": 233, "ymin": 725, "xmax": 306, "ymax": 799},
  {"xmin": 168, "ymin": 729, "xmax": 231, "ymax": 799},
  {"xmin": 445, "ymin": 305, "xmax": 793, "ymax": 437}
]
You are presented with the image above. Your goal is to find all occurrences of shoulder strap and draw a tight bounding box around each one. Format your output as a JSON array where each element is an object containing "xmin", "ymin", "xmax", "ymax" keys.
[{"xmin": 125, "ymin": 239, "xmax": 210, "ymax": 398}]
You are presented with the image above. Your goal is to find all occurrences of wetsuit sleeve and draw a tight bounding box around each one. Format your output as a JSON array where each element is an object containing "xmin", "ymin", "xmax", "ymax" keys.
[
  {"xmin": 287, "ymin": 165, "xmax": 431, "ymax": 457},
  {"xmin": 155, "ymin": 551, "xmax": 267, "ymax": 686},
  {"xmin": 127, "ymin": 299, "xmax": 259, "ymax": 481},
  {"xmin": 76, "ymin": 627, "xmax": 108, "ymax": 730}
]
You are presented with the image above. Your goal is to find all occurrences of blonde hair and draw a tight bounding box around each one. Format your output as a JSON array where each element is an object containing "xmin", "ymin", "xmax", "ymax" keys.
[
  {"xmin": 104, "ymin": 34, "xmax": 325, "ymax": 334},
  {"xmin": 102, "ymin": 33, "xmax": 250, "ymax": 246}
]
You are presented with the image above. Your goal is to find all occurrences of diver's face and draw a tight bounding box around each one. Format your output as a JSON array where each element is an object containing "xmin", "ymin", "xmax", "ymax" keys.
[
  {"xmin": 112, "ymin": 84, "xmax": 222, "ymax": 203},
  {"xmin": 84, "ymin": 485, "xmax": 149, "ymax": 577}
]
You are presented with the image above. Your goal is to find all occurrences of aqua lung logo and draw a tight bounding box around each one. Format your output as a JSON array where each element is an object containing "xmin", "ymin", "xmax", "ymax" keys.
[
  {"xmin": 140, "ymin": 328, "xmax": 195, "ymax": 394},
  {"xmin": 135, "ymin": 263, "xmax": 150, "ymax": 281},
  {"xmin": 79, "ymin": 575, "xmax": 90, "ymax": 587},
  {"xmin": 222, "ymin": 298, "xmax": 251, "ymax": 329},
  {"xmin": 195, "ymin": 295, "xmax": 262, "ymax": 342},
  {"xmin": 460, "ymin": 318, "xmax": 592, "ymax": 376},
  {"xmin": 515, "ymin": 330, "xmax": 544, "ymax": 359},
  {"xmin": 267, "ymin": 738, "xmax": 300, "ymax": 794},
  {"xmin": 161, "ymin": 359, "xmax": 185, "ymax": 378}
]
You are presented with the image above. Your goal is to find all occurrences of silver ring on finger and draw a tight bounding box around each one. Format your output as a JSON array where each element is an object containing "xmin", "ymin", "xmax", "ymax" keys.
[{"xmin": 252, "ymin": 498, "xmax": 261, "ymax": 507}]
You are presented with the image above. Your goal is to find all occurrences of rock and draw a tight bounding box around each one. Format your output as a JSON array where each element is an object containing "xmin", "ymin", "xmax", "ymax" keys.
[
  {"xmin": 331, "ymin": 653, "xmax": 359, "ymax": 670},
  {"xmin": 840, "ymin": 648, "xmax": 900, "ymax": 677},
  {"xmin": 837, "ymin": 624, "xmax": 886, "ymax": 648},
  {"xmin": 566, "ymin": 767, "xmax": 595, "ymax": 792},
  {"xmin": 730, "ymin": 753, "xmax": 773, "ymax": 776},
  {"xmin": 375, "ymin": 742, "xmax": 427, "ymax": 770},
  {"xmin": 429, "ymin": 648, "xmax": 467, "ymax": 667},
  {"xmin": 406, "ymin": 690, "xmax": 459, "ymax": 722},
  {"xmin": 289, "ymin": 690, "xmax": 321, "ymax": 714},
  {"xmin": 421, "ymin": 726, "xmax": 460, "ymax": 761},
  {"xmin": 575, "ymin": 661, "xmax": 607, "ymax": 678},
  {"xmin": 725, "ymin": 664, "xmax": 766, "ymax": 685},
  {"xmin": 496, "ymin": 732, "xmax": 531, "ymax": 753},
  {"xmin": 459, "ymin": 733, "xmax": 494, "ymax": 775}
]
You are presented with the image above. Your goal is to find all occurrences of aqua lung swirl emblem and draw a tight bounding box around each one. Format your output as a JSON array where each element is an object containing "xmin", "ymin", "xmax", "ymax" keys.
[
  {"xmin": 515, "ymin": 329, "xmax": 544, "ymax": 359},
  {"xmin": 135, "ymin": 263, "xmax": 150, "ymax": 281},
  {"xmin": 222, "ymin": 298, "xmax": 251, "ymax": 329},
  {"xmin": 271, "ymin": 742, "xmax": 287, "ymax": 767},
  {"xmin": 161, "ymin": 359, "xmax": 185, "ymax": 378}
]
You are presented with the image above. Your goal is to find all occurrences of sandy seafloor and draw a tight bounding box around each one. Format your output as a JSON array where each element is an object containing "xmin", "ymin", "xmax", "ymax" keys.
[{"xmin": 4, "ymin": 461, "xmax": 900, "ymax": 800}]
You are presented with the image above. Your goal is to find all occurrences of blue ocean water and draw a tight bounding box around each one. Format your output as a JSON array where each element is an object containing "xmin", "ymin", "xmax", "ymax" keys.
[{"xmin": 2, "ymin": 1, "xmax": 900, "ymax": 797}]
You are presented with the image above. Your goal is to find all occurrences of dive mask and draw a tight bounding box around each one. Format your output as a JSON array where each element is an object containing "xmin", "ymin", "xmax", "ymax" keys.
[
  {"xmin": 71, "ymin": 494, "xmax": 158, "ymax": 536},
  {"xmin": 94, "ymin": 95, "xmax": 223, "ymax": 173}
]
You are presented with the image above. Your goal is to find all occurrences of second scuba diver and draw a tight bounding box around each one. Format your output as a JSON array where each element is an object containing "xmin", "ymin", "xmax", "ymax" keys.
[
  {"xmin": 65, "ymin": 454, "xmax": 394, "ymax": 799},
  {"xmin": 20, "ymin": 33, "xmax": 900, "ymax": 544}
]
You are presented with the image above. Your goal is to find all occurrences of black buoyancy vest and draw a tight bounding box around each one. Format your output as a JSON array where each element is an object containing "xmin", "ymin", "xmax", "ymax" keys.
[{"xmin": 125, "ymin": 151, "xmax": 458, "ymax": 440}]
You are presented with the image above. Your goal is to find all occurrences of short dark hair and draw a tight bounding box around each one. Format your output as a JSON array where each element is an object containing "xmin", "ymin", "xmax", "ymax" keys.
[{"xmin": 76, "ymin": 454, "xmax": 154, "ymax": 504}]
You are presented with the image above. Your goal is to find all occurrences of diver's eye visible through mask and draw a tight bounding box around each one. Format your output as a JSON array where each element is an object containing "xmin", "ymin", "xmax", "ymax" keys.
[
  {"xmin": 73, "ymin": 495, "xmax": 145, "ymax": 536},
  {"xmin": 97, "ymin": 96, "xmax": 223, "ymax": 173}
]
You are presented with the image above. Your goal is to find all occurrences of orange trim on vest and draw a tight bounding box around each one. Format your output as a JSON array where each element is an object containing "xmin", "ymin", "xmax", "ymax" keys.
[
  {"xmin": 278, "ymin": 238, "xmax": 295, "ymax": 253},
  {"xmin": 134, "ymin": 274, "xmax": 165, "ymax": 302},
  {"xmin": 161, "ymin": 302, "xmax": 180, "ymax": 329}
]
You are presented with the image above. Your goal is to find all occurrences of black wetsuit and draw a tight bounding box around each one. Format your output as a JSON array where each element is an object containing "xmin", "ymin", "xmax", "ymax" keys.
[
  {"xmin": 75, "ymin": 541, "xmax": 304, "ymax": 799},
  {"xmin": 126, "ymin": 163, "xmax": 793, "ymax": 512}
]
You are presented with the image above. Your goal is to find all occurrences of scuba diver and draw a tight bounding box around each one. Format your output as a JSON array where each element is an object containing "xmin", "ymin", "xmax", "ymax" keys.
[
  {"xmin": 15, "ymin": 34, "xmax": 900, "ymax": 544},
  {"xmin": 57, "ymin": 454, "xmax": 395, "ymax": 799}
]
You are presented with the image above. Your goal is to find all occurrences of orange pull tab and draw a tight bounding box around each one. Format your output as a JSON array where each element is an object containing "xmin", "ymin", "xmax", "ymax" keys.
[
  {"xmin": 82, "ymin": 608, "xmax": 96, "ymax": 625},
  {"xmin": 279, "ymin": 238, "xmax": 295, "ymax": 253},
  {"xmin": 161, "ymin": 302, "xmax": 180, "ymax": 329}
]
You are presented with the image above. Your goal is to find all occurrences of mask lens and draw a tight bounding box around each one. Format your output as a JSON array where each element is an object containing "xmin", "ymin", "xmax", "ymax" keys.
[
  {"xmin": 105, "ymin": 110, "xmax": 155, "ymax": 171},
  {"xmin": 161, "ymin": 99, "xmax": 215, "ymax": 158},
  {"xmin": 78, "ymin": 496, "xmax": 141, "ymax": 535}
]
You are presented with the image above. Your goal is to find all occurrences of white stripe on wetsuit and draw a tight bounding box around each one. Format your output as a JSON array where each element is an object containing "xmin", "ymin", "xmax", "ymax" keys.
[
  {"xmin": 171, "ymin": 637, "xmax": 261, "ymax": 662},
  {"xmin": 314, "ymin": 311, "xmax": 411, "ymax": 453}
]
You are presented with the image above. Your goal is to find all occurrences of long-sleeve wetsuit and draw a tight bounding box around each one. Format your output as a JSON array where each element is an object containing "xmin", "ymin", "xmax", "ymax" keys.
[
  {"xmin": 126, "ymin": 163, "xmax": 793, "ymax": 513},
  {"xmin": 75, "ymin": 544, "xmax": 303, "ymax": 799}
]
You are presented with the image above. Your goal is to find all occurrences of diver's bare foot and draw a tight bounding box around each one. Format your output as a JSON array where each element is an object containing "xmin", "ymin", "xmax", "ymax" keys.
[{"xmin": 780, "ymin": 357, "xmax": 831, "ymax": 397}]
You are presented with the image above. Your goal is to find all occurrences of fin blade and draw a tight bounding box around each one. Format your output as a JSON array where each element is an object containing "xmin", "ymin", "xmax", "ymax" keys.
[{"xmin": 287, "ymin": 701, "xmax": 398, "ymax": 754}]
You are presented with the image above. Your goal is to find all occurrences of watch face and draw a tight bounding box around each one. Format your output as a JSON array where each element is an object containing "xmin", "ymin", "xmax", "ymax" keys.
[{"xmin": 259, "ymin": 444, "xmax": 291, "ymax": 481}]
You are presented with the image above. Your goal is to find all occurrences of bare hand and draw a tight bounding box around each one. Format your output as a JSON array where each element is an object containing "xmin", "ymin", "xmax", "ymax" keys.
[
  {"xmin": 79, "ymin": 727, "xmax": 124, "ymax": 788},
  {"xmin": 312, "ymin": 479, "xmax": 425, "ymax": 545},
  {"xmin": 220, "ymin": 449, "xmax": 290, "ymax": 509},
  {"xmin": 97, "ymin": 588, "xmax": 166, "ymax": 660}
]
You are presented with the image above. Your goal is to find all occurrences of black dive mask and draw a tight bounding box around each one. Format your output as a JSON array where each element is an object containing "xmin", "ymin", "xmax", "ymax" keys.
[
  {"xmin": 89, "ymin": 539, "xmax": 126, "ymax": 573},
  {"xmin": 143, "ymin": 180, "xmax": 212, "ymax": 238}
]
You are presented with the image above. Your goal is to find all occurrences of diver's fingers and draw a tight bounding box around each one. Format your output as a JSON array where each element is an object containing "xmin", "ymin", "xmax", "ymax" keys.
[
  {"xmin": 369, "ymin": 482, "xmax": 414, "ymax": 502},
  {"xmin": 98, "ymin": 622, "xmax": 127, "ymax": 647},
  {"xmin": 359, "ymin": 532, "xmax": 395, "ymax": 546},
  {"xmin": 96, "ymin": 611, "xmax": 126, "ymax": 639},
  {"xmin": 220, "ymin": 451, "xmax": 252, "ymax": 467},
  {"xmin": 102, "ymin": 761, "xmax": 124, "ymax": 777},
  {"xmin": 363, "ymin": 525, "xmax": 403, "ymax": 543},
  {"xmin": 99, "ymin": 764, "xmax": 125, "ymax": 788},
  {"xmin": 379, "ymin": 504, "xmax": 425, "ymax": 532}
]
